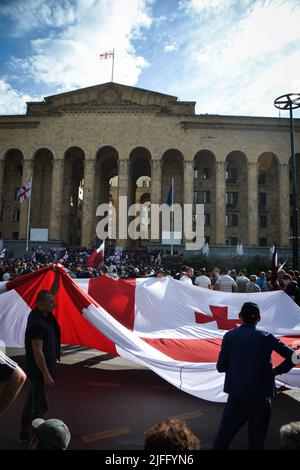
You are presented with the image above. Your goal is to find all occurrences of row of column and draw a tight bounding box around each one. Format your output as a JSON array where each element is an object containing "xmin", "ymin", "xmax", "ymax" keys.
[{"xmin": 0, "ymin": 157, "xmax": 291, "ymax": 247}]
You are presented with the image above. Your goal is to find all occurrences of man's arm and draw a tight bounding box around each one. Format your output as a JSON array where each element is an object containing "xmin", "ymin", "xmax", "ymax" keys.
[
  {"xmin": 50, "ymin": 265, "xmax": 60, "ymax": 297},
  {"xmin": 32, "ymin": 340, "xmax": 55, "ymax": 387},
  {"xmin": 0, "ymin": 366, "xmax": 26, "ymax": 416},
  {"xmin": 272, "ymin": 336, "xmax": 295, "ymax": 376}
]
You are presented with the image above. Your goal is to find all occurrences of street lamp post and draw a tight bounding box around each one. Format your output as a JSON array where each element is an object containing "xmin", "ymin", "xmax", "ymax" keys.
[{"xmin": 274, "ymin": 93, "xmax": 300, "ymax": 269}]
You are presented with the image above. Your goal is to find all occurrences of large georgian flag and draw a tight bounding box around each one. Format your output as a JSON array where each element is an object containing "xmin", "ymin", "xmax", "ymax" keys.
[{"xmin": 0, "ymin": 266, "xmax": 300, "ymax": 402}]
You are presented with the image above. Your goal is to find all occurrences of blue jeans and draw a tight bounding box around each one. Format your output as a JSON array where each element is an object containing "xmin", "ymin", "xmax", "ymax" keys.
[{"xmin": 212, "ymin": 395, "xmax": 272, "ymax": 450}]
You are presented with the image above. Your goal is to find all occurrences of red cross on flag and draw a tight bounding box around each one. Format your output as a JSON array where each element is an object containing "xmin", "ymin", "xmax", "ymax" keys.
[
  {"xmin": 99, "ymin": 51, "xmax": 114, "ymax": 60},
  {"xmin": 17, "ymin": 179, "xmax": 32, "ymax": 203}
]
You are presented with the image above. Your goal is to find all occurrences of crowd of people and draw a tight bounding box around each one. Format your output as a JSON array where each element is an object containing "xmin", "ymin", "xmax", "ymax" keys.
[{"xmin": 1, "ymin": 245, "xmax": 300, "ymax": 305}]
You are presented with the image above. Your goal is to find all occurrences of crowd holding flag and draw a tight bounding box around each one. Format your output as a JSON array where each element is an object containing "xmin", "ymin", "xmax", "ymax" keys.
[
  {"xmin": 0, "ymin": 265, "xmax": 299, "ymax": 403},
  {"xmin": 0, "ymin": 248, "xmax": 6, "ymax": 259}
]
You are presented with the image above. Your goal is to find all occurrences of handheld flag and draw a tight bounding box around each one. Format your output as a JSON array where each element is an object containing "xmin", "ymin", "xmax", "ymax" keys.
[{"xmin": 86, "ymin": 240, "xmax": 105, "ymax": 268}]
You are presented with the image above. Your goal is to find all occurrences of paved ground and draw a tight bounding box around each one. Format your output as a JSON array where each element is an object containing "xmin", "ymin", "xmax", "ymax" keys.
[{"xmin": 1, "ymin": 346, "xmax": 300, "ymax": 450}]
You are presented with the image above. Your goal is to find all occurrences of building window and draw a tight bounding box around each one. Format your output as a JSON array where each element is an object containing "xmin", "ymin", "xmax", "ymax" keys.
[
  {"xmin": 204, "ymin": 214, "xmax": 210, "ymax": 226},
  {"xmin": 226, "ymin": 168, "xmax": 238, "ymax": 183},
  {"xmin": 200, "ymin": 191, "xmax": 210, "ymax": 204},
  {"xmin": 13, "ymin": 210, "xmax": 20, "ymax": 222},
  {"xmin": 259, "ymin": 193, "xmax": 267, "ymax": 210},
  {"xmin": 193, "ymin": 168, "xmax": 198, "ymax": 179},
  {"xmin": 226, "ymin": 192, "xmax": 238, "ymax": 209},
  {"xmin": 225, "ymin": 214, "xmax": 238, "ymax": 226},
  {"xmin": 259, "ymin": 238, "xmax": 267, "ymax": 246},
  {"xmin": 0, "ymin": 210, "xmax": 3, "ymax": 222},
  {"xmin": 12, "ymin": 232, "xmax": 19, "ymax": 240},
  {"xmin": 193, "ymin": 191, "xmax": 210, "ymax": 204},
  {"xmin": 205, "ymin": 236, "xmax": 210, "ymax": 245},
  {"xmin": 199, "ymin": 168, "xmax": 210, "ymax": 180},
  {"xmin": 260, "ymin": 215, "xmax": 267, "ymax": 227},
  {"xmin": 142, "ymin": 179, "xmax": 150, "ymax": 188},
  {"xmin": 258, "ymin": 172, "xmax": 267, "ymax": 184},
  {"xmin": 15, "ymin": 188, "xmax": 20, "ymax": 201}
]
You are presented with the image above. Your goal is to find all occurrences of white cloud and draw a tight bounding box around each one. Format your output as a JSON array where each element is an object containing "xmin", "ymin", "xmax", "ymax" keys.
[
  {"xmin": 164, "ymin": 43, "xmax": 177, "ymax": 53},
  {"xmin": 0, "ymin": 0, "xmax": 76, "ymax": 37},
  {"xmin": 168, "ymin": 0, "xmax": 300, "ymax": 117},
  {"xmin": 6, "ymin": 0, "xmax": 152, "ymax": 91},
  {"xmin": 0, "ymin": 79, "xmax": 37, "ymax": 114},
  {"xmin": 179, "ymin": 0, "xmax": 236, "ymax": 15}
]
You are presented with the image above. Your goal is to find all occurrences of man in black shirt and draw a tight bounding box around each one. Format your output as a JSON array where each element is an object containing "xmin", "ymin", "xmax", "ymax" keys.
[
  {"xmin": 19, "ymin": 268, "xmax": 60, "ymax": 443},
  {"xmin": 0, "ymin": 350, "xmax": 26, "ymax": 416}
]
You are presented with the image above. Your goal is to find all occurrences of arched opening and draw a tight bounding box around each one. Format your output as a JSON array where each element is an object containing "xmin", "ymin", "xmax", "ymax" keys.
[
  {"xmin": 161, "ymin": 149, "xmax": 183, "ymax": 204},
  {"xmin": 61, "ymin": 147, "xmax": 85, "ymax": 246},
  {"xmin": 129, "ymin": 147, "xmax": 152, "ymax": 246},
  {"xmin": 193, "ymin": 149, "xmax": 216, "ymax": 245},
  {"xmin": 258, "ymin": 152, "xmax": 280, "ymax": 247},
  {"xmin": 225, "ymin": 151, "xmax": 248, "ymax": 246},
  {"xmin": 1, "ymin": 149, "xmax": 24, "ymax": 240},
  {"xmin": 32, "ymin": 148, "xmax": 53, "ymax": 233},
  {"xmin": 95, "ymin": 146, "xmax": 119, "ymax": 248}
]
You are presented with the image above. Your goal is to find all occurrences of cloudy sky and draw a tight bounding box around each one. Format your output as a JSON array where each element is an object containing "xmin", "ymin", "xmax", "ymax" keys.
[{"xmin": 0, "ymin": 0, "xmax": 300, "ymax": 117}]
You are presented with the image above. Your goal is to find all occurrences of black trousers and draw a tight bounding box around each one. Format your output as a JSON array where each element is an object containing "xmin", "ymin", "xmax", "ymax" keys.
[
  {"xmin": 212, "ymin": 395, "xmax": 272, "ymax": 450},
  {"xmin": 20, "ymin": 380, "xmax": 49, "ymax": 434}
]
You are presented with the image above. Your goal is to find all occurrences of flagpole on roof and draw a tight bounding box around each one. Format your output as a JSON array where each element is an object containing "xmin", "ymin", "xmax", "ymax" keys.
[
  {"xmin": 111, "ymin": 48, "xmax": 115, "ymax": 82},
  {"xmin": 25, "ymin": 177, "xmax": 33, "ymax": 252}
]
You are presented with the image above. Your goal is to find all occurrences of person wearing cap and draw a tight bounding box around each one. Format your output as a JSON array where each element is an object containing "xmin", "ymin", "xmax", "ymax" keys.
[
  {"xmin": 212, "ymin": 302, "xmax": 296, "ymax": 450},
  {"xmin": 29, "ymin": 418, "xmax": 71, "ymax": 450}
]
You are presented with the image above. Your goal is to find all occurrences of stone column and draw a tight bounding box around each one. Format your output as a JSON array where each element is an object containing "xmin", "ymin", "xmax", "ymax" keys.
[
  {"xmin": 19, "ymin": 158, "xmax": 34, "ymax": 240},
  {"xmin": 49, "ymin": 158, "xmax": 64, "ymax": 241},
  {"xmin": 247, "ymin": 162, "xmax": 258, "ymax": 245},
  {"xmin": 81, "ymin": 158, "xmax": 96, "ymax": 248},
  {"xmin": 183, "ymin": 160, "xmax": 194, "ymax": 245},
  {"xmin": 151, "ymin": 159, "xmax": 162, "ymax": 204},
  {"xmin": 279, "ymin": 163, "xmax": 290, "ymax": 246},
  {"xmin": 215, "ymin": 160, "xmax": 226, "ymax": 245},
  {"xmin": 183, "ymin": 160, "xmax": 194, "ymax": 205},
  {"xmin": 117, "ymin": 159, "xmax": 129, "ymax": 247}
]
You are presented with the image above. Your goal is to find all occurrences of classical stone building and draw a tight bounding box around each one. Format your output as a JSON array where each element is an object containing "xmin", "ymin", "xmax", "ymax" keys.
[{"xmin": 0, "ymin": 82, "xmax": 299, "ymax": 255}]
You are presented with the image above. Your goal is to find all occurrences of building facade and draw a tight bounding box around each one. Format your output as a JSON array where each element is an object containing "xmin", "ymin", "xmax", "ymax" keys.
[{"xmin": 0, "ymin": 82, "xmax": 299, "ymax": 253}]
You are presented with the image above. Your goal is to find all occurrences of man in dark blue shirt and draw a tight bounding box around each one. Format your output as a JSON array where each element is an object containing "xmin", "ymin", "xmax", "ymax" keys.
[
  {"xmin": 19, "ymin": 268, "xmax": 60, "ymax": 443},
  {"xmin": 213, "ymin": 302, "xmax": 295, "ymax": 450}
]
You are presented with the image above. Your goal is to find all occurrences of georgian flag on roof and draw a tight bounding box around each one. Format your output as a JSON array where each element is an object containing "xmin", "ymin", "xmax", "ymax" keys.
[{"xmin": 0, "ymin": 266, "xmax": 299, "ymax": 402}]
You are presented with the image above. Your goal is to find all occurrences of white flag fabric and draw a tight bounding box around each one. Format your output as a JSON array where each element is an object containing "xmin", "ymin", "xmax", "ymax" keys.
[{"xmin": 0, "ymin": 267, "xmax": 299, "ymax": 402}]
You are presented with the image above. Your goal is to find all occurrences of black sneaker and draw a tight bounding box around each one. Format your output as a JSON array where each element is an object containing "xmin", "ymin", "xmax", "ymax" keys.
[{"xmin": 18, "ymin": 432, "xmax": 30, "ymax": 444}]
